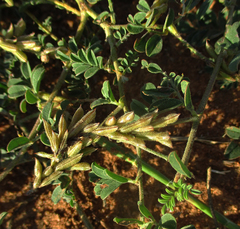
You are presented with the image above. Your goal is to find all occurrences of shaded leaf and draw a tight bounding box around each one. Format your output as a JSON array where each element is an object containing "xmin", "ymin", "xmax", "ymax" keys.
[
  {"xmin": 42, "ymin": 102, "xmax": 52, "ymax": 122},
  {"xmin": 68, "ymin": 37, "xmax": 78, "ymax": 53},
  {"xmin": 134, "ymin": 34, "xmax": 148, "ymax": 53},
  {"xmin": 114, "ymin": 217, "xmax": 143, "ymax": 226},
  {"xmin": 21, "ymin": 62, "xmax": 31, "ymax": 79},
  {"xmin": 228, "ymin": 53, "xmax": 240, "ymax": 72},
  {"xmin": 168, "ymin": 151, "xmax": 192, "ymax": 178},
  {"xmin": 160, "ymin": 213, "xmax": 177, "ymax": 229},
  {"xmin": 40, "ymin": 132, "xmax": 51, "ymax": 146},
  {"xmin": 31, "ymin": 65, "xmax": 45, "ymax": 93},
  {"xmin": 101, "ymin": 80, "xmax": 116, "ymax": 102},
  {"xmin": 130, "ymin": 99, "xmax": 148, "ymax": 118},
  {"xmin": 163, "ymin": 8, "xmax": 175, "ymax": 32},
  {"xmin": 7, "ymin": 137, "xmax": 29, "ymax": 152},
  {"xmin": 149, "ymin": 98, "xmax": 182, "ymax": 112},
  {"xmin": 224, "ymin": 141, "xmax": 240, "ymax": 160}
]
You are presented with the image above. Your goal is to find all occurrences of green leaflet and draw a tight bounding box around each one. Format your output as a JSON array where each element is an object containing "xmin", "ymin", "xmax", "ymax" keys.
[{"xmin": 168, "ymin": 151, "xmax": 192, "ymax": 178}]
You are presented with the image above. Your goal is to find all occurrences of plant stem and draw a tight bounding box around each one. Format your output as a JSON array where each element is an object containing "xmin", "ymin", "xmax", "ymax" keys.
[
  {"xmin": 176, "ymin": 51, "xmax": 225, "ymax": 181},
  {"xmin": 107, "ymin": 0, "xmax": 116, "ymax": 24},
  {"xmin": 97, "ymin": 138, "xmax": 239, "ymax": 228},
  {"xmin": 47, "ymin": 0, "xmax": 81, "ymax": 16},
  {"xmin": 77, "ymin": 0, "xmax": 128, "ymax": 112},
  {"xmin": 136, "ymin": 147, "xmax": 144, "ymax": 221},
  {"xmin": 26, "ymin": 11, "xmax": 58, "ymax": 41},
  {"xmin": 140, "ymin": 146, "xmax": 168, "ymax": 161},
  {"xmin": 168, "ymin": 24, "xmax": 211, "ymax": 63},
  {"xmin": 207, "ymin": 167, "xmax": 219, "ymax": 228},
  {"xmin": 104, "ymin": 26, "xmax": 128, "ymax": 112}
]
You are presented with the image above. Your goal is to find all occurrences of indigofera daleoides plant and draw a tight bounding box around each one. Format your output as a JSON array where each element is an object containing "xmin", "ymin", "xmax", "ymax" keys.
[{"xmin": 0, "ymin": 0, "xmax": 240, "ymax": 228}]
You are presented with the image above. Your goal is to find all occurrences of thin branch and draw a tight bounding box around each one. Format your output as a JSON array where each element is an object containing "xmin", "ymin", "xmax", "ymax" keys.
[
  {"xmin": 26, "ymin": 11, "xmax": 58, "ymax": 41},
  {"xmin": 207, "ymin": 167, "xmax": 219, "ymax": 229},
  {"xmin": 136, "ymin": 147, "xmax": 144, "ymax": 221}
]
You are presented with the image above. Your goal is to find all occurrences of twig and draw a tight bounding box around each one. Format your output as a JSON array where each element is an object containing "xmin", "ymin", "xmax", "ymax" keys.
[
  {"xmin": 26, "ymin": 11, "xmax": 58, "ymax": 41},
  {"xmin": 207, "ymin": 167, "xmax": 219, "ymax": 229},
  {"xmin": 136, "ymin": 147, "xmax": 144, "ymax": 221},
  {"xmin": 174, "ymin": 50, "xmax": 225, "ymax": 182},
  {"xmin": 47, "ymin": 0, "xmax": 81, "ymax": 16}
]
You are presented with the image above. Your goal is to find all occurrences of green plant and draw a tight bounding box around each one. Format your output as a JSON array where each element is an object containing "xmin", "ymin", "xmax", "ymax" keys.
[{"xmin": 0, "ymin": 0, "xmax": 240, "ymax": 228}]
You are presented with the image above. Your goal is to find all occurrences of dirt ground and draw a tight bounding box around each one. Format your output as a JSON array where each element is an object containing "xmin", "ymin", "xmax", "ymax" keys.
[{"xmin": 1, "ymin": 1, "xmax": 240, "ymax": 229}]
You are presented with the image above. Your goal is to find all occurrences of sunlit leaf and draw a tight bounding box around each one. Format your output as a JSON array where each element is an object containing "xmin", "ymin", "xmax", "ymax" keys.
[
  {"xmin": 127, "ymin": 24, "xmax": 144, "ymax": 34},
  {"xmin": 8, "ymin": 85, "xmax": 30, "ymax": 98},
  {"xmin": 0, "ymin": 212, "xmax": 8, "ymax": 225},
  {"xmin": 225, "ymin": 126, "xmax": 240, "ymax": 140},
  {"xmin": 56, "ymin": 50, "xmax": 70, "ymax": 61},
  {"xmin": 138, "ymin": 201, "xmax": 154, "ymax": 220},
  {"xmin": 137, "ymin": 0, "xmax": 150, "ymax": 13},
  {"xmin": 147, "ymin": 63, "xmax": 162, "ymax": 73},
  {"xmin": 84, "ymin": 66, "xmax": 99, "ymax": 79},
  {"xmin": 25, "ymin": 89, "xmax": 38, "ymax": 104},
  {"xmin": 20, "ymin": 98, "xmax": 27, "ymax": 113},
  {"xmin": 146, "ymin": 35, "xmax": 163, "ymax": 57}
]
